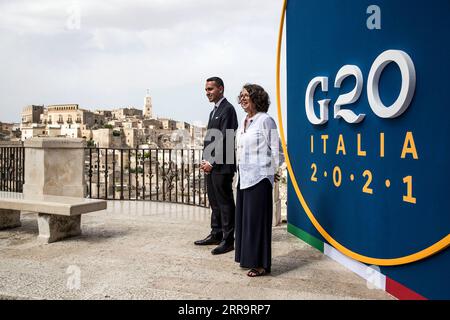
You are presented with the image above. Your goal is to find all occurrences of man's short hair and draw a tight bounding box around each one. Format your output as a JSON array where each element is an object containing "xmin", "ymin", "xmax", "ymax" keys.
[{"xmin": 206, "ymin": 77, "xmax": 224, "ymax": 88}]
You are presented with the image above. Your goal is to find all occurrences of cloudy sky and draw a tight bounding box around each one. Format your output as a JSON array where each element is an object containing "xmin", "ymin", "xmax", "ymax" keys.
[{"xmin": 0, "ymin": 0, "xmax": 286, "ymax": 127}]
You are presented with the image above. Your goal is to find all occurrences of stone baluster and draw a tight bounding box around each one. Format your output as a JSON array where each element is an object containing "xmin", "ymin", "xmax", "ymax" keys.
[{"xmin": 23, "ymin": 137, "xmax": 86, "ymax": 243}]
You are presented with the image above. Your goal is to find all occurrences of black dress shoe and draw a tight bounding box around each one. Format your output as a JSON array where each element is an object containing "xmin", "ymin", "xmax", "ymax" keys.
[
  {"xmin": 194, "ymin": 234, "xmax": 222, "ymax": 246},
  {"xmin": 211, "ymin": 241, "xmax": 234, "ymax": 255}
]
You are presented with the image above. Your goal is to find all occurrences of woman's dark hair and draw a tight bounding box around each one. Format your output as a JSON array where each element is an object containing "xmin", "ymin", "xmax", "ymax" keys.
[{"xmin": 242, "ymin": 83, "xmax": 270, "ymax": 113}]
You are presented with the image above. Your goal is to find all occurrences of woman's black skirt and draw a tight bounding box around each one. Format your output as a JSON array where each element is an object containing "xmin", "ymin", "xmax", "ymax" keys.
[{"xmin": 235, "ymin": 178, "xmax": 273, "ymax": 273}]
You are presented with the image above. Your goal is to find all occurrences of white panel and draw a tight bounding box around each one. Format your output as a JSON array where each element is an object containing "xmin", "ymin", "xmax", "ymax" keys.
[{"xmin": 324, "ymin": 243, "xmax": 386, "ymax": 291}]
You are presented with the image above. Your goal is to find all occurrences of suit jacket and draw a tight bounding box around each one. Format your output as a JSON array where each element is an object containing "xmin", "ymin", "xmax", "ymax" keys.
[{"xmin": 203, "ymin": 98, "xmax": 238, "ymax": 174}]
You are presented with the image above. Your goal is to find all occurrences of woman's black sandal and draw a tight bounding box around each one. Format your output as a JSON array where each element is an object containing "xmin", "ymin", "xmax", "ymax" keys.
[{"xmin": 247, "ymin": 268, "xmax": 267, "ymax": 277}]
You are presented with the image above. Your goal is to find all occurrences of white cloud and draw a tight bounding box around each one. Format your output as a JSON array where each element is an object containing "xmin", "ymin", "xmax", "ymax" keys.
[{"xmin": 0, "ymin": 0, "xmax": 287, "ymax": 128}]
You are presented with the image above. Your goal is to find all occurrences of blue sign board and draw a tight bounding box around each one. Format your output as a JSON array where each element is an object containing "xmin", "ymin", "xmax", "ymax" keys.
[{"xmin": 286, "ymin": 0, "xmax": 450, "ymax": 299}]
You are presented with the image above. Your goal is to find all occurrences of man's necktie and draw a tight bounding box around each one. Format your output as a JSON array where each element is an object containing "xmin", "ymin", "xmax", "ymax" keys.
[{"xmin": 210, "ymin": 106, "xmax": 218, "ymax": 120}]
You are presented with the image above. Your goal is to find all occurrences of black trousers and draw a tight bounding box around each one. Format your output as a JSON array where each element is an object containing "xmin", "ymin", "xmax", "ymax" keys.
[
  {"xmin": 235, "ymin": 178, "xmax": 273, "ymax": 272},
  {"xmin": 206, "ymin": 172, "xmax": 235, "ymax": 244}
]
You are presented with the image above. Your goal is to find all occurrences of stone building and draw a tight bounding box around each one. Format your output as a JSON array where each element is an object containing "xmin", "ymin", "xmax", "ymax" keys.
[
  {"xmin": 123, "ymin": 128, "xmax": 144, "ymax": 149},
  {"xmin": 111, "ymin": 108, "xmax": 142, "ymax": 120},
  {"xmin": 47, "ymin": 127, "xmax": 62, "ymax": 137},
  {"xmin": 141, "ymin": 119, "xmax": 163, "ymax": 130},
  {"xmin": 40, "ymin": 109, "xmax": 48, "ymax": 125},
  {"xmin": 19, "ymin": 104, "xmax": 107, "ymax": 140},
  {"xmin": 122, "ymin": 119, "xmax": 139, "ymax": 129},
  {"xmin": 21, "ymin": 124, "xmax": 46, "ymax": 141},
  {"xmin": 176, "ymin": 121, "xmax": 191, "ymax": 131},
  {"xmin": 1, "ymin": 122, "xmax": 19, "ymax": 134},
  {"xmin": 95, "ymin": 110, "xmax": 113, "ymax": 118},
  {"xmin": 20, "ymin": 105, "xmax": 45, "ymax": 141},
  {"xmin": 92, "ymin": 128, "xmax": 123, "ymax": 148},
  {"xmin": 159, "ymin": 118, "xmax": 177, "ymax": 131},
  {"xmin": 61, "ymin": 125, "xmax": 83, "ymax": 138},
  {"xmin": 0, "ymin": 122, "xmax": 21, "ymax": 141},
  {"xmin": 107, "ymin": 120, "xmax": 122, "ymax": 128},
  {"xmin": 47, "ymin": 104, "xmax": 105, "ymax": 129},
  {"xmin": 21, "ymin": 105, "xmax": 44, "ymax": 125}
]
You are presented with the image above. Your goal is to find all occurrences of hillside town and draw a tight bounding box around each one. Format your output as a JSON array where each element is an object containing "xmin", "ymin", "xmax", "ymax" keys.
[{"xmin": 0, "ymin": 91, "xmax": 206, "ymax": 150}]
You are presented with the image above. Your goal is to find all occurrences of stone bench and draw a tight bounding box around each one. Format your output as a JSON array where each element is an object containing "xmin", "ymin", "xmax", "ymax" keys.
[{"xmin": 0, "ymin": 191, "xmax": 107, "ymax": 243}]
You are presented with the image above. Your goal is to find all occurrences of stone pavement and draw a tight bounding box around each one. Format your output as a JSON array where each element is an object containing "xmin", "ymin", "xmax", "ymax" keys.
[{"xmin": 0, "ymin": 201, "xmax": 394, "ymax": 300}]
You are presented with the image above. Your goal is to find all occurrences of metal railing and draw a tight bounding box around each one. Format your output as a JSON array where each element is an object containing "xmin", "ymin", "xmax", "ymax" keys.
[
  {"xmin": 0, "ymin": 145, "xmax": 209, "ymax": 208},
  {"xmin": 85, "ymin": 148, "xmax": 209, "ymax": 207},
  {"xmin": 0, "ymin": 146, "xmax": 25, "ymax": 193}
]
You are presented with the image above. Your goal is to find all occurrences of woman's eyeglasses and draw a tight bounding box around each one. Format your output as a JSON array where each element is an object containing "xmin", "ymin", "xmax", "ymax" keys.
[{"xmin": 237, "ymin": 93, "xmax": 250, "ymax": 103}]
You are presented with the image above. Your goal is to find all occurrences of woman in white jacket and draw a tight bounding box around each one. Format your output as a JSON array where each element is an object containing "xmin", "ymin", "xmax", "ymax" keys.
[{"xmin": 235, "ymin": 84, "xmax": 284, "ymax": 277}]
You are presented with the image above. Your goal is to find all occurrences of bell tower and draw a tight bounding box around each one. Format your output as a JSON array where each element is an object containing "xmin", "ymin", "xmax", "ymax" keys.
[{"xmin": 144, "ymin": 89, "xmax": 153, "ymax": 119}]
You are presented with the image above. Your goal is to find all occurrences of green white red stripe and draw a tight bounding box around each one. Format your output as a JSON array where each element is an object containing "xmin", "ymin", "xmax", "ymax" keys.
[{"xmin": 287, "ymin": 223, "xmax": 427, "ymax": 300}]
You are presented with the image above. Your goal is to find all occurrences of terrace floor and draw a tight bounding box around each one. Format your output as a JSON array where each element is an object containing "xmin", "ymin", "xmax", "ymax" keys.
[{"xmin": 0, "ymin": 201, "xmax": 394, "ymax": 300}]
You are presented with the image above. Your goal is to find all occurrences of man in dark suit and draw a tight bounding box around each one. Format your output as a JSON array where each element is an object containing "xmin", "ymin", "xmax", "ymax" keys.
[{"xmin": 194, "ymin": 77, "xmax": 238, "ymax": 255}]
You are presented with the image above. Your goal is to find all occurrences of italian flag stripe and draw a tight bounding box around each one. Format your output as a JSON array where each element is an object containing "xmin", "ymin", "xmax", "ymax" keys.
[
  {"xmin": 288, "ymin": 223, "xmax": 428, "ymax": 300},
  {"xmin": 385, "ymin": 277, "xmax": 427, "ymax": 300},
  {"xmin": 287, "ymin": 223, "xmax": 324, "ymax": 252}
]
